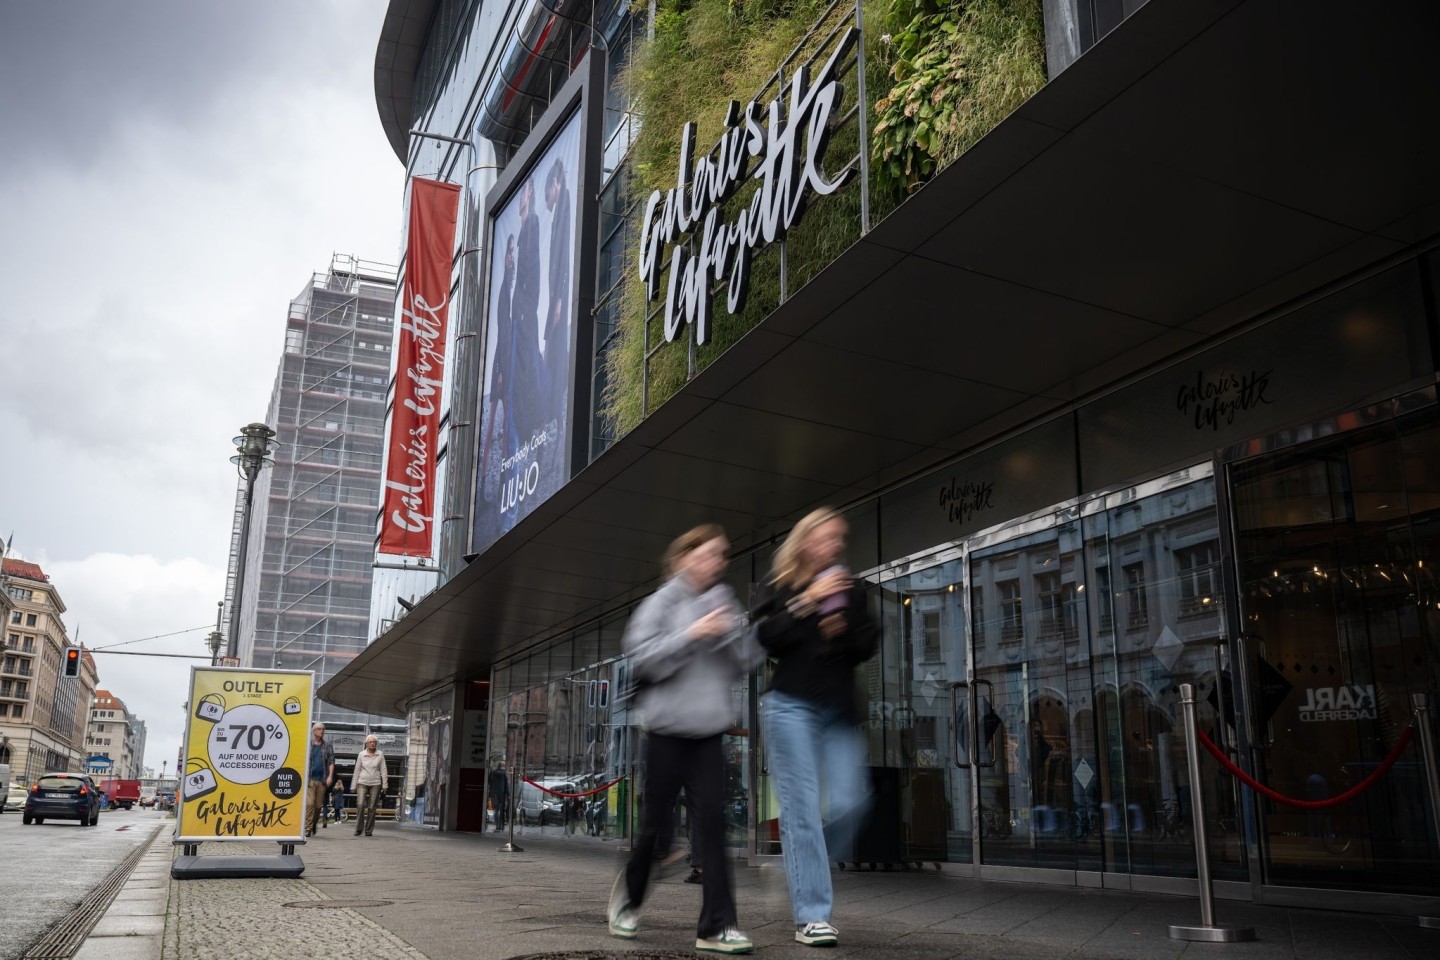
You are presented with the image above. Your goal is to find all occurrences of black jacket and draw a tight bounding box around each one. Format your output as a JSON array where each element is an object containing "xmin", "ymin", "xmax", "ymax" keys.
[{"xmin": 751, "ymin": 579, "xmax": 877, "ymax": 722}]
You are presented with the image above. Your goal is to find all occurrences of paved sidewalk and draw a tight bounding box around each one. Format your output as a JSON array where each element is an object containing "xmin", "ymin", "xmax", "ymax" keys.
[{"xmin": 72, "ymin": 821, "xmax": 1437, "ymax": 960}]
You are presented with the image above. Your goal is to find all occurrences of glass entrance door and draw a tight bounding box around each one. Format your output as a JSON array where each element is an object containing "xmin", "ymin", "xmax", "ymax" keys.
[
  {"xmin": 965, "ymin": 470, "xmax": 1245, "ymax": 879},
  {"xmin": 1230, "ymin": 412, "xmax": 1440, "ymax": 894},
  {"xmin": 879, "ymin": 557, "xmax": 973, "ymax": 865},
  {"xmin": 968, "ymin": 511, "xmax": 1096, "ymax": 871}
]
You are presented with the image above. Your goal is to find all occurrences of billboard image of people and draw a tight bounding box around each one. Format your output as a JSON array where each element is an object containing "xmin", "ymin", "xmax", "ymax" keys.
[{"xmin": 475, "ymin": 110, "xmax": 582, "ymax": 554}]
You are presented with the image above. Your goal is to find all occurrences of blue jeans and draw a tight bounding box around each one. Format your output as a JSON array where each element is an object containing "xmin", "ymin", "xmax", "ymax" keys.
[{"xmin": 762, "ymin": 692, "xmax": 871, "ymax": 925}]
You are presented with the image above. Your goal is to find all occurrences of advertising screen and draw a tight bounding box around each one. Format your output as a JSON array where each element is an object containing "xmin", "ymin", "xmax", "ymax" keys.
[
  {"xmin": 176, "ymin": 667, "xmax": 313, "ymax": 842},
  {"xmin": 474, "ymin": 110, "xmax": 583, "ymax": 554}
]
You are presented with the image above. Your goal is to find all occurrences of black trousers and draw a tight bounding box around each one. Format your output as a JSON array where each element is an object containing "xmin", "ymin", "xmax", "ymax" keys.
[{"xmin": 624, "ymin": 731, "xmax": 736, "ymax": 937}]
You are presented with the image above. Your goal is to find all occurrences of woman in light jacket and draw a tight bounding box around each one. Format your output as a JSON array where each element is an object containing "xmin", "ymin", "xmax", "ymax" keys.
[
  {"xmin": 607, "ymin": 524, "xmax": 755, "ymax": 955},
  {"xmin": 352, "ymin": 735, "xmax": 388, "ymax": 837},
  {"xmin": 752, "ymin": 507, "xmax": 878, "ymax": 948}
]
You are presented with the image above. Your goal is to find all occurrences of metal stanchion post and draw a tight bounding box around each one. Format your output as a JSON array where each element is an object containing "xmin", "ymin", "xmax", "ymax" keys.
[
  {"xmin": 1169, "ymin": 683, "xmax": 1256, "ymax": 943},
  {"xmin": 499, "ymin": 765, "xmax": 524, "ymax": 853},
  {"xmin": 1412, "ymin": 693, "xmax": 1440, "ymax": 930}
]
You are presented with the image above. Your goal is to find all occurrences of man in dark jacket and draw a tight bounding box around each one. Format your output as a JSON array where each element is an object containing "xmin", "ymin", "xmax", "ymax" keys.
[
  {"xmin": 305, "ymin": 723, "xmax": 335, "ymax": 838},
  {"xmin": 488, "ymin": 759, "xmax": 510, "ymax": 832}
]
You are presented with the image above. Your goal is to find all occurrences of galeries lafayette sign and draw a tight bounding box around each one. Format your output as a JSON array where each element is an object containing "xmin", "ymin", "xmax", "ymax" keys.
[{"xmin": 637, "ymin": 28, "xmax": 858, "ymax": 346}]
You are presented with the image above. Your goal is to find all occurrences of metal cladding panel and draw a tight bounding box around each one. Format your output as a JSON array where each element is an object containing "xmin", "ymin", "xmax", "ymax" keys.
[
  {"xmin": 720, "ymin": 338, "xmax": 1033, "ymax": 448},
  {"xmin": 808, "ymin": 255, "xmax": 1174, "ymax": 398},
  {"xmin": 606, "ymin": 448, "xmax": 842, "ymax": 520},
  {"xmin": 1073, "ymin": 0, "xmax": 1440, "ymax": 236},
  {"xmin": 914, "ymin": 135, "xmax": 1363, "ymax": 326}
]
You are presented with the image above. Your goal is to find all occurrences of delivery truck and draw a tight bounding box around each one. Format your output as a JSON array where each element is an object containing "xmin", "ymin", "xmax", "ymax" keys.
[{"xmin": 99, "ymin": 778, "xmax": 142, "ymax": 810}]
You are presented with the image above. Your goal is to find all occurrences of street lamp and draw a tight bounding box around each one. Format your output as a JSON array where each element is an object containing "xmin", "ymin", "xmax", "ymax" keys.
[
  {"xmin": 207, "ymin": 599, "xmax": 224, "ymax": 666},
  {"xmin": 226, "ymin": 422, "xmax": 276, "ymax": 661}
]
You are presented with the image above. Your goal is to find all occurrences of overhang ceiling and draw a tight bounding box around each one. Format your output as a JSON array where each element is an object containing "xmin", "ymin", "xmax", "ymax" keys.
[
  {"xmin": 325, "ymin": 0, "xmax": 1440, "ymax": 716},
  {"xmin": 375, "ymin": 0, "xmax": 438, "ymax": 162}
]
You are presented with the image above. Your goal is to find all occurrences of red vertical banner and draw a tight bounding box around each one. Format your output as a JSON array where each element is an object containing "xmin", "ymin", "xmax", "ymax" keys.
[{"xmin": 381, "ymin": 177, "xmax": 462, "ymax": 556}]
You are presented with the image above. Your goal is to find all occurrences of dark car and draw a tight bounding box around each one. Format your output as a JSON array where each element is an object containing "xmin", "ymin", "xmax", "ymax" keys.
[{"xmin": 23, "ymin": 773, "xmax": 102, "ymax": 826}]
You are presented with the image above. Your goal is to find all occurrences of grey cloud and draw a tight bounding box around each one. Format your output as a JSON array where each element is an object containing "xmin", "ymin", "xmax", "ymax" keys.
[{"xmin": 0, "ymin": 0, "xmax": 380, "ymax": 170}]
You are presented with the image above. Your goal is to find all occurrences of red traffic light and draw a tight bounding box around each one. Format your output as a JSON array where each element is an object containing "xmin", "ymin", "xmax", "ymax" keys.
[{"xmin": 63, "ymin": 646, "xmax": 81, "ymax": 678}]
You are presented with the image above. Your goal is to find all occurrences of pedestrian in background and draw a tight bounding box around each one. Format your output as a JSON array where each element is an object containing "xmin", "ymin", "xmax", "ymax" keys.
[
  {"xmin": 353, "ymin": 735, "xmax": 388, "ymax": 837},
  {"xmin": 753, "ymin": 507, "xmax": 878, "ymax": 948},
  {"xmin": 488, "ymin": 759, "xmax": 510, "ymax": 832},
  {"xmin": 305, "ymin": 723, "xmax": 335, "ymax": 838},
  {"xmin": 326, "ymin": 774, "xmax": 346, "ymax": 827},
  {"xmin": 607, "ymin": 524, "xmax": 756, "ymax": 955}
]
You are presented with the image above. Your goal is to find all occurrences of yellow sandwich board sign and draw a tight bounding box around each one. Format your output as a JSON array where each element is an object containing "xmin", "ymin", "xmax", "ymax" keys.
[{"xmin": 176, "ymin": 667, "xmax": 312, "ymax": 842}]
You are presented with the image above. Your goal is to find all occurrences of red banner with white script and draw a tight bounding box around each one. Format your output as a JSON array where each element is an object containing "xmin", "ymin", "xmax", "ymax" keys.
[{"xmin": 380, "ymin": 177, "xmax": 461, "ymax": 556}]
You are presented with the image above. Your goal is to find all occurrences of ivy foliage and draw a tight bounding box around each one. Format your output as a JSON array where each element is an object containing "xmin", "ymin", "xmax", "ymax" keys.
[
  {"xmin": 871, "ymin": 0, "xmax": 1046, "ymax": 193},
  {"xmin": 600, "ymin": 0, "xmax": 1046, "ymax": 436}
]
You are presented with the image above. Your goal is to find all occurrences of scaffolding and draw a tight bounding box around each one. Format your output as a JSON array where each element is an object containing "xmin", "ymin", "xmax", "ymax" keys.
[{"xmin": 228, "ymin": 254, "xmax": 398, "ymax": 725}]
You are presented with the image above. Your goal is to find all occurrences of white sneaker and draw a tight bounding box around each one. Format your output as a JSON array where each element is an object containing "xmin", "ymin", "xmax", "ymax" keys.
[
  {"xmin": 796, "ymin": 921, "xmax": 839, "ymax": 946},
  {"xmin": 696, "ymin": 927, "xmax": 754, "ymax": 954},
  {"xmin": 607, "ymin": 869, "xmax": 638, "ymax": 939},
  {"xmin": 609, "ymin": 906, "xmax": 639, "ymax": 939}
]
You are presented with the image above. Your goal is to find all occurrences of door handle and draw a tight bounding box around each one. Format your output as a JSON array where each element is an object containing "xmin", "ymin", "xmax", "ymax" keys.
[
  {"xmin": 952, "ymin": 682, "xmax": 971, "ymax": 769},
  {"xmin": 975, "ymin": 678, "xmax": 996, "ymax": 768}
]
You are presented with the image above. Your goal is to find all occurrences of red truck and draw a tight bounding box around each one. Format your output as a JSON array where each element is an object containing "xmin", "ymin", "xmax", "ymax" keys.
[{"xmin": 99, "ymin": 778, "xmax": 142, "ymax": 810}]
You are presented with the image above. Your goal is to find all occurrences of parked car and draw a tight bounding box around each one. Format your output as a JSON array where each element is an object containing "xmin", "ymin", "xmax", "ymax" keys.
[
  {"xmin": 23, "ymin": 772, "xmax": 102, "ymax": 826},
  {"xmin": 4, "ymin": 783, "xmax": 29, "ymax": 813}
]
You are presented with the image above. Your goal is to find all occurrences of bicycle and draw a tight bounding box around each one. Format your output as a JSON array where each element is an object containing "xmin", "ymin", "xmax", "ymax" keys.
[{"xmin": 323, "ymin": 803, "xmax": 349, "ymax": 826}]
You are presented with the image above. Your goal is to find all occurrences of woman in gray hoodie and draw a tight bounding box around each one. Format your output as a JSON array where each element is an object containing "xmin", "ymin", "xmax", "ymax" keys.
[{"xmin": 607, "ymin": 524, "xmax": 754, "ymax": 955}]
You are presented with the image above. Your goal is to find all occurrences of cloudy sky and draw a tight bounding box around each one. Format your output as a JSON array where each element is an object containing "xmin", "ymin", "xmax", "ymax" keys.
[{"xmin": 0, "ymin": 1, "xmax": 403, "ymax": 777}]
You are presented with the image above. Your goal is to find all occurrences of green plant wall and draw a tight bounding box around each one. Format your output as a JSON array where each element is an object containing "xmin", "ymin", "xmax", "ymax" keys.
[{"xmin": 601, "ymin": 0, "xmax": 1046, "ymax": 438}]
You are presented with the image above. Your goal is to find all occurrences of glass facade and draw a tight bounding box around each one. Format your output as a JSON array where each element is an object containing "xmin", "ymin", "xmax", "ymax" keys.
[
  {"xmin": 474, "ymin": 251, "xmax": 1439, "ymax": 903},
  {"xmin": 1231, "ymin": 410, "xmax": 1440, "ymax": 893}
]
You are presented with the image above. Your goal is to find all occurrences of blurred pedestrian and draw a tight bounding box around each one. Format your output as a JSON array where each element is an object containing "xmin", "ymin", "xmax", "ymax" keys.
[
  {"xmin": 353, "ymin": 735, "xmax": 388, "ymax": 837},
  {"xmin": 752, "ymin": 507, "xmax": 878, "ymax": 947},
  {"xmin": 607, "ymin": 524, "xmax": 756, "ymax": 955},
  {"xmin": 686, "ymin": 792, "xmax": 704, "ymax": 883},
  {"xmin": 305, "ymin": 723, "xmax": 335, "ymax": 838}
]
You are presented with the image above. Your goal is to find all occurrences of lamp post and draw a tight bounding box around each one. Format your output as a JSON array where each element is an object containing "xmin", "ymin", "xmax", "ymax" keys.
[
  {"xmin": 226, "ymin": 423, "xmax": 276, "ymax": 661},
  {"xmin": 206, "ymin": 599, "xmax": 224, "ymax": 666}
]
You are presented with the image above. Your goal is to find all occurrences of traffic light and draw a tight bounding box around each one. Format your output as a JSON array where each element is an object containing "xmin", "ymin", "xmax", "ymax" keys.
[{"xmin": 63, "ymin": 646, "xmax": 81, "ymax": 678}]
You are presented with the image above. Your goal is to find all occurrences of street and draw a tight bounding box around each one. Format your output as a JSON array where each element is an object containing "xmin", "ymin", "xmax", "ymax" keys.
[{"xmin": 0, "ymin": 805, "xmax": 167, "ymax": 960}]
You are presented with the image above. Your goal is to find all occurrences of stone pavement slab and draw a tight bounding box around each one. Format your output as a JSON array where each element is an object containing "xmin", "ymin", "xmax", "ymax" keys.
[
  {"xmin": 62, "ymin": 817, "xmax": 1440, "ymax": 960},
  {"xmin": 290, "ymin": 824, "xmax": 1435, "ymax": 960}
]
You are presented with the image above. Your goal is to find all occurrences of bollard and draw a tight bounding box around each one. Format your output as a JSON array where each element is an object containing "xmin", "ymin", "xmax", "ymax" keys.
[
  {"xmin": 499, "ymin": 766, "xmax": 524, "ymax": 853},
  {"xmin": 1413, "ymin": 694, "xmax": 1440, "ymax": 930},
  {"xmin": 1168, "ymin": 683, "xmax": 1256, "ymax": 943}
]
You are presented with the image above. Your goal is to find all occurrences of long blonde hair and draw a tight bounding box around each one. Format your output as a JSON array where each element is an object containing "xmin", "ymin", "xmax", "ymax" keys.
[{"xmin": 770, "ymin": 507, "xmax": 844, "ymax": 590}]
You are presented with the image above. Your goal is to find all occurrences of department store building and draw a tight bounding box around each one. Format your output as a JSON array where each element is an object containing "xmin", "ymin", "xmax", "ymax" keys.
[{"xmin": 322, "ymin": 0, "xmax": 1440, "ymax": 917}]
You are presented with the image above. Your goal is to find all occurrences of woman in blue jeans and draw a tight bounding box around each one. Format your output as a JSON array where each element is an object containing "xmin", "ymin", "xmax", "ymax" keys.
[{"xmin": 753, "ymin": 507, "xmax": 877, "ymax": 948}]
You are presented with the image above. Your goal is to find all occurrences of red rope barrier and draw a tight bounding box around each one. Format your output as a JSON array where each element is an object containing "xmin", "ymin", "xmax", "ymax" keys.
[
  {"xmin": 1195, "ymin": 723, "xmax": 1415, "ymax": 809},
  {"xmin": 520, "ymin": 775, "xmax": 626, "ymax": 798}
]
